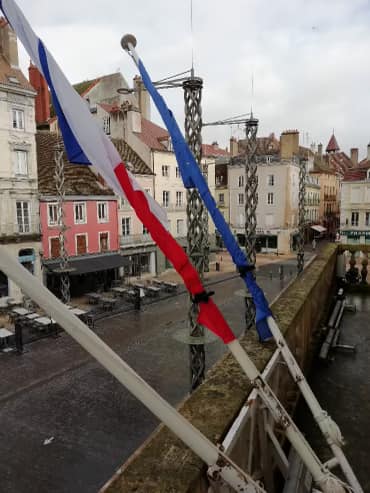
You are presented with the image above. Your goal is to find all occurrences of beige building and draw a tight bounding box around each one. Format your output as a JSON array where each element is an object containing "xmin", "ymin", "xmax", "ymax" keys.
[{"xmin": 0, "ymin": 20, "xmax": 42, "ymax": 300}]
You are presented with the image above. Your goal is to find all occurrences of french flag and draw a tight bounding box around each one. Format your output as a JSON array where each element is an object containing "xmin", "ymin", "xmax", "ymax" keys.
[{"xmin": 0, "ymin": 0, "xmax": 236, "ymax": 344}]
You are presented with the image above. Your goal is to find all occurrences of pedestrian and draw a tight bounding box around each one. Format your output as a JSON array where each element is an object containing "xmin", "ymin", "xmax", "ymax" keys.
[{"xmin": 312, "ymin": 238, "xmax": 316, "ymax": 251}]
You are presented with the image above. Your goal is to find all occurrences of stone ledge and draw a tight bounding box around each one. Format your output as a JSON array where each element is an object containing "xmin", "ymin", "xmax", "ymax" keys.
[{"xmin": 101, "ymin": 244, "xmax": 337, "ymax": 493}]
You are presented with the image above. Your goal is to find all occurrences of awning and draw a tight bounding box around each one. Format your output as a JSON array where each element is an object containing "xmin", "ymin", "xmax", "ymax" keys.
[
  {"xmin": 44, "ymin": 253, "xmax": 125, "ymax": 276},
  {"xmin": 311, "ymin": 225, "xmax": 327, "ymax": 233}
]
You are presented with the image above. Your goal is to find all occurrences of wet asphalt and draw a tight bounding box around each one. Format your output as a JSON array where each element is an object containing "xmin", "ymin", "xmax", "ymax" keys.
[{"xmin": 0, "ymin": 256, "xmax": 314, "ymax": 493}]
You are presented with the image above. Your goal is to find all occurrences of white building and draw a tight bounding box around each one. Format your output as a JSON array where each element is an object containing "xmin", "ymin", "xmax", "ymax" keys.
[
  {"xmin": 228, "ymin": 131, "xmax": 302, "ymax": 254},
  {"xmin": 0, "ymin": 20, "xmax": 41, "ymax": 300},
  {"xmin": 340, "ymin": 161, "xmax": 370, "ymax": 245}
]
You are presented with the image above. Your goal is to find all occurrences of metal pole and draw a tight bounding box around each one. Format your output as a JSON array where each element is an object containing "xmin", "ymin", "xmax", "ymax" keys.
[
  {"xmin": 54, "ymin": 139, "xmax": 71, "ymax": 303},
  {"xmin": 183, "ymin": 76, "xmax": 207, "ymax": 391},
  {"xmin": 244, "ymin": 115, "xmax": 259, "ymax": 331},
  {"xmin": 297, "ymin": 158, "xmax": 306, "ymax": 274}
]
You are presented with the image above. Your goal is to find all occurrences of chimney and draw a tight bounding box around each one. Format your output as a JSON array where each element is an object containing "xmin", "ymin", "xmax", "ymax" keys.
[
  {"xmin": 318, "ymin": 143, "xmax": 323, "ymax": 157},
  {"xmin": 212, "ymin": 141, "xmax": 219, "ymax": 149},
  {"xmin": 230, "ymin": 137, "xmax": 239, "ymax": 157},
  {"xmin": 0, "ymin": 18, "xmax": 19, "ymax": 67},
  {"xmin": 280, "ymin": 130, "xmax": 299, "ymax": 159},
  {"xmin": 133, "ymin": 75, "xmax": 151, "ymax": 120},
  {"xmin": 28, "ymin": 62, "xmax": 50, "ymax": 126},
  {"xmin": 350, "ymin": 148, "xmax": 358, "ymax": 167}
]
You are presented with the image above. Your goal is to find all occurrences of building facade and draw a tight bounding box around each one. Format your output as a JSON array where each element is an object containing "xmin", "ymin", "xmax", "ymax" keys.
[
  {"xmin": 0, "ymin": 19, "xmax": 42, "ymax": 300},
  {"xmin": 37, "ymin": 132, "xmax": 123, "ymax": 297}
]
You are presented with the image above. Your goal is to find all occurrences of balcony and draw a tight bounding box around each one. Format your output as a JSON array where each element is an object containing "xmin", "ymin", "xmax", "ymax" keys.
[
  {"xmin": 304, "ymin": 198, "xmax": 320, "ymax": 206},
  {"xmin": 324, "ymin": 194, "xmax": 337, "ymax": 201},
  {"xmin": 120, "ymin": 234, "xmax": 155, "ymax": 248},
  {"xmin": 162, "ymin": 204, "xmax": 186, "ymax": 212}
]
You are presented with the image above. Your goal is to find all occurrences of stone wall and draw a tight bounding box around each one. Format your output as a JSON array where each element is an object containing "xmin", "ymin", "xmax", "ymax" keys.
[{"xmin": 101, "ymin": 244, "xmax": 338, "ymax": 493}]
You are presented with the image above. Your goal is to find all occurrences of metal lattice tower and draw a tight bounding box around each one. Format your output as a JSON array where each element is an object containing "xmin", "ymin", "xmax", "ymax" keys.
[
  {"xmin": 54, "ymin": 140, "xmax": 71, "ymax": 303},
  {"xmin": 244, "ymin": 116, "xmax": 259, "ymax": 330},
  {"xmin": 297, "ymin": 158, "xmax": 306, "ymax": 274},
  {"xmin": 183, "ymin": 76, "xmax": 207, "ymax": 391}
]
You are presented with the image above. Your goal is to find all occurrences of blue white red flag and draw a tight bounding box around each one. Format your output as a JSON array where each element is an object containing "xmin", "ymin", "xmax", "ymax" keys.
[
  {"xmin": 0, "ymin": 0, "xmax": 236, "ymax": 344},
  {"xmin": 135, "ymin": 57, "xmax": 273, "ymax": 341}
]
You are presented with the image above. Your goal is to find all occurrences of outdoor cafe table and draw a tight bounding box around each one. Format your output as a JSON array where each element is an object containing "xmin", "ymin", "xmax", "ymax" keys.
[
  {"xmin": 132, "ymin": 283, "xmax": 145, "ymax": 290},
  {"xmin": 25, "ymin": 313, "xmax": 40, "ymax": 320},
  {"xmin": 0, "ymin": 328, "xmax": 13, "ymax": 344},
  {"xmin": 163, "ymin": 282, "xmax": 178, "ymax": 292},
  {"xmin": 152, "ymin": 279, "xmax": 163, "ymax": 287},
  {"xmin": 147, "ymin": 286, "xmax": 160, "ymax": 297},
  {"xmin": 12, "ymin": 307, "xmax": 30, "ymax": 316},
  {"xmin": 86, "ymin": 293, "xmax": 101, "ymax": 304},
  {"xmin": 111, "ymin": 287, "xmax": 128, "ymax": 297},
  {"xmin": 69, "ymin": 308, "xmax": 87, "ymax": 317},
  {"xmin": 35, "ymin": 316, "xmax": 55, "ymax": 326},
  {"xmin": 99, "ymin": 297, "xmax": 117, "ymax": 310}
]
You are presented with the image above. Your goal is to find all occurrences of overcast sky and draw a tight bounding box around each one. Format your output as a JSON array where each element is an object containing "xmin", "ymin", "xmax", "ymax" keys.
[{"xmin": 13, "ymin": 0, "xmax": 370, "ymax": 158}]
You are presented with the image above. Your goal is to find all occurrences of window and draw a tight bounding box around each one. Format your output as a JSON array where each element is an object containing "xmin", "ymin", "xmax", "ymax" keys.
[
  {"xmin": 97, "ymin": 202, "xmax": 108, "ymax": 222},
  {"xmin": 351, "ymin": 211, "xmax": 359, "ymax": 226},
  {"xmin": 103, "ymin": 116, "xmax": 111, "ymax": 135},
  {"xmin": 162, "ymin": 165, "xmax": 169, "ymax": 177},
  {"xmin": 267, "ymin": 192, "xmax": 274, "ymax": 205},
  {"xmin": 12, "ymin": 109, "xmax": 24, "ymax": 130},
  {"xmin": 48, "ymin": 203, "xmax": 58, "ymax": 226},
  {"xmin": 218, "ymin": 193, "xmax": 224, "ymax": 204},
  {"xmin": 175, "ymin": 167, "xmax": 180, "ymax": 178},
  {"xmin": 74, "ymin": 202, "xmax": 86, "ymax": 224},
  {"xmin": 162, "ymin": 191, "xmax": 170, "ymax": 207},
  {"xmin": 99, "ymin": 232, "xmax": 109, "ymax": 252},
  {"xmin": 50, "ymin": 237, "xmax": 60, "ymax": 258},
  {"xmin": 238, "ymin": 176, "xmax": 244, "ymax": 187},
  {"xmin": 268, "ymin": 175, "xmax": 274, "ymax": 186},
  {"xmin": 176, "ymin": 191, "xmax": 183, "ymax": 207},
  {"xmin": 76, "ymin": 234, "xmax": 87, "ymax": 255},
  {"xmin": 16, "ymin": 201, "xmax": 30, "ymax": 233},
  {"xmin": 365, "ymin": 212, "xmax": 370, "ymax": 227},
  {"xmin": 142, "ymin": 225, "xmax": 149, "ymax": 235},
  {"xmin": 14, "ymin": 150, "xmax": 28, "ymax": 175},
  {"xmin": 238, "ymin": 193, "xmax": 244, "ymax": 205},
  {"xmin": 176, "ymin": 219, "xmax": 185, "ymax": 235},
  {"xmin": 122, "ymin": 217, "xmax": 131, "ymax": 236},
  {"xmin": 265, "ymin": 214, "xmax": 274, "ymax": 227}
]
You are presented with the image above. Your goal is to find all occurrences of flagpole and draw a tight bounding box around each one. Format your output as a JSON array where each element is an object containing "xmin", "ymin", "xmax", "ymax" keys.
[
  {"xmin": 0, "ymin": 246, "xmax": 265, "ymax": 493},
  {"xmin": 122, "ymin": 35, "xmax": 352, "ymax": 492}
]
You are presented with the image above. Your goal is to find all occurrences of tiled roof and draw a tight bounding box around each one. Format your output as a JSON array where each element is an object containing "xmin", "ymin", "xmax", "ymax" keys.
[
  {"xmin": 343, "ymin": 169, "xmax": 369, "ymax": 181},
  {"xmin": 0, "ymin": 54, "xmax": 35, "ymax": 92},
  {"xmin": 136, "ymin": 118, "xmax": 169, "ymax": 151},
  {"xmin": 202, "ymin": 144, "xmax": 229, "ymax": 157},
  {"xmin": 358, "ymin": 158, "xmax": 370, "ymax": 168},
  {"xmin": 98, "ymin": 102, "xmax": 121, "ymax": 114},
  {"xmin": 73, "ymin": 77, "xmax": 101, "ymax": 97},
  {"xmin": 325, "ymin": 151, "xmax": 352, "ymax": 176},
  {"xmin": 326, "ymin": 134, "xmax": 340, "ymax": 153},
  {"xmin": 36, "ymin": 132, "xmax": 115, "ymax": 197},
  {"xmin": 111, "ymin": 138, "xmax": 153, "ymax": 175}
]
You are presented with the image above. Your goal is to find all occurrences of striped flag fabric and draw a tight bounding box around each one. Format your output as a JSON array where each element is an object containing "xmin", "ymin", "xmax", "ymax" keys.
[
  {"xmin": 0, "ymin": 0, "xmax": 236, "ymax": 344},
  {"xmin": 133, "ymin": 54, "xmax": 273, "ymax": 341}
]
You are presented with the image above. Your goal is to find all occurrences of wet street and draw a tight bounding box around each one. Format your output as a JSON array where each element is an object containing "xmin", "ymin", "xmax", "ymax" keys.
[
  {"xmin": 0, "ymin": 258, "xmax": 304, "ymax": 493},
  {"xmin": 298, "ymin": 293, "xmax": 370, "ymax": 491}
]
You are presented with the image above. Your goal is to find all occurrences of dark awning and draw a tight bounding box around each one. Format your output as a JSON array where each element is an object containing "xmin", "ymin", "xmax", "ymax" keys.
[{"xmin": 44, "ymin": 253, "xmax": 125, "ymax": 276}]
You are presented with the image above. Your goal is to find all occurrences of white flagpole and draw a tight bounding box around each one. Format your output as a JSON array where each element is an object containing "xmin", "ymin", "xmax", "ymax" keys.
[
  {"xmin": 0, "ymin": 246, "xmax": 264, "ymax": 493},
  {"xmin": 121, "ymin": 35, "xmax": 357, "ymax": 492}
]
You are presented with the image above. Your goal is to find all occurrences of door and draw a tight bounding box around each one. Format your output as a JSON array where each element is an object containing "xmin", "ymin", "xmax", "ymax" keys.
[
  {"xmin": 50, "ymin": 237, "xmax": 60, "ymax": 258},
  {"xmin": 76, "ymin": 235, "xmax": 87, "ymax": 255}
]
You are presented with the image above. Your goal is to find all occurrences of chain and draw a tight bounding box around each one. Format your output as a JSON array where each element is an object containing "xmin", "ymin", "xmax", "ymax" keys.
[
  {"xmin": 297, "ymin": 158, "xmax": 306, "ymax": 274},
  {"xmin": 183, "ymin": 76, "xmax": 206, "ymax": 391},
  {"xmin": 244, "ymin": 117, "xmax": 259, "ymax": 330},
  {"xmin": 54, "ymin": 139, "xmax": 71, "ymax": 303}
]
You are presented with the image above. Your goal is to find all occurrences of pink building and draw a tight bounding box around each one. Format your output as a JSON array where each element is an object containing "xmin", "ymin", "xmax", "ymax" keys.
[{"xmin": 37, "ymin": 132, "xmax": 123, "ymax": 296}]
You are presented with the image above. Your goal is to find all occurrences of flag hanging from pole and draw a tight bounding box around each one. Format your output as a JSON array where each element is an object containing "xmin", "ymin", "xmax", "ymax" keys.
[
  {"xmin": 133, "ymin": 55, "xmax": 273, "ymax": 341},
  {"xmin": 0, "ymin": 0, "xmax": 236, "ymax": 345}
]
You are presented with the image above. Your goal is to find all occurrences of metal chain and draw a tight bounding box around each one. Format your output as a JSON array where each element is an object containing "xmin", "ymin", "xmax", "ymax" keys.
[
  {"xmin": 183, "ymin": 76, "xmax": 206, "ymax": 391},
  {"xmin": 244, "ymin": 116, "xmax": 259, "ymax": 330},
  {"xmin": 297, "ymin": 158, "xmax": 306, "ymax": 274},
  {"xmin": 54, "ymin": 139, "xmax": 71, "ymax": 303}
]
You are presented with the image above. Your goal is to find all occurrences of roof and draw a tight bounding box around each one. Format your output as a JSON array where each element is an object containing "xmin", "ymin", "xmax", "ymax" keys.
[
  {"xmin": 326, "ymin": 134, "xmax": 340, "ymax": 153},
  {"xmin": 325, "ymin": 151, "xmax": 352, "ymax": 176},
  {"xmin": 98, "ymin": 102, "xmax": 121, "ymax": 114},
  {"xmin": 111, "ymin": 138, "xmax": 153, "ymax": 175},
  {"xmin": 73, "ymin": 73, "xmax": 121, "ymax": 98},
  {"xmin": 136, "ymin": 118, "xmax": 169, "ymax": 151},
  {"xmin": 358, "ymin": 158, "xmax": 370, "ymax": 168},
  {"xmin": 343, "ymin": 164, "xmax": 370, "ymax": 182},
  {"xmin": 36, "ymin": 132, "xmax": 115, "ymax": 197},
  {"xmin": 44, "ymin": 252, "xmax": 125, "ymax": 275},
  {"xmin": 0, "ymin": 54, "xmax": 35, "ymax": 92},
  {"xmin": 238, "ymin": 133, "xmax": 280, "ymax": 156},
  {"xmin": 202, "ymin": 144, "xmax": 229, "ymax": 157}
]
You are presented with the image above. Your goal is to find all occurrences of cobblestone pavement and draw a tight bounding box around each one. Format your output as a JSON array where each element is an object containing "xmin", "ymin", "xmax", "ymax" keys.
[{"xmin": 0, "ymin": 254, "xmax": 312, "ymax": 493}]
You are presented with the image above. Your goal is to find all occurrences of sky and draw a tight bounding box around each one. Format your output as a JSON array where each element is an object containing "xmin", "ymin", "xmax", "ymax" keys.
[{"xmin": 9, "ymin": 0, "xmax": 370, "ymax": 158}]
